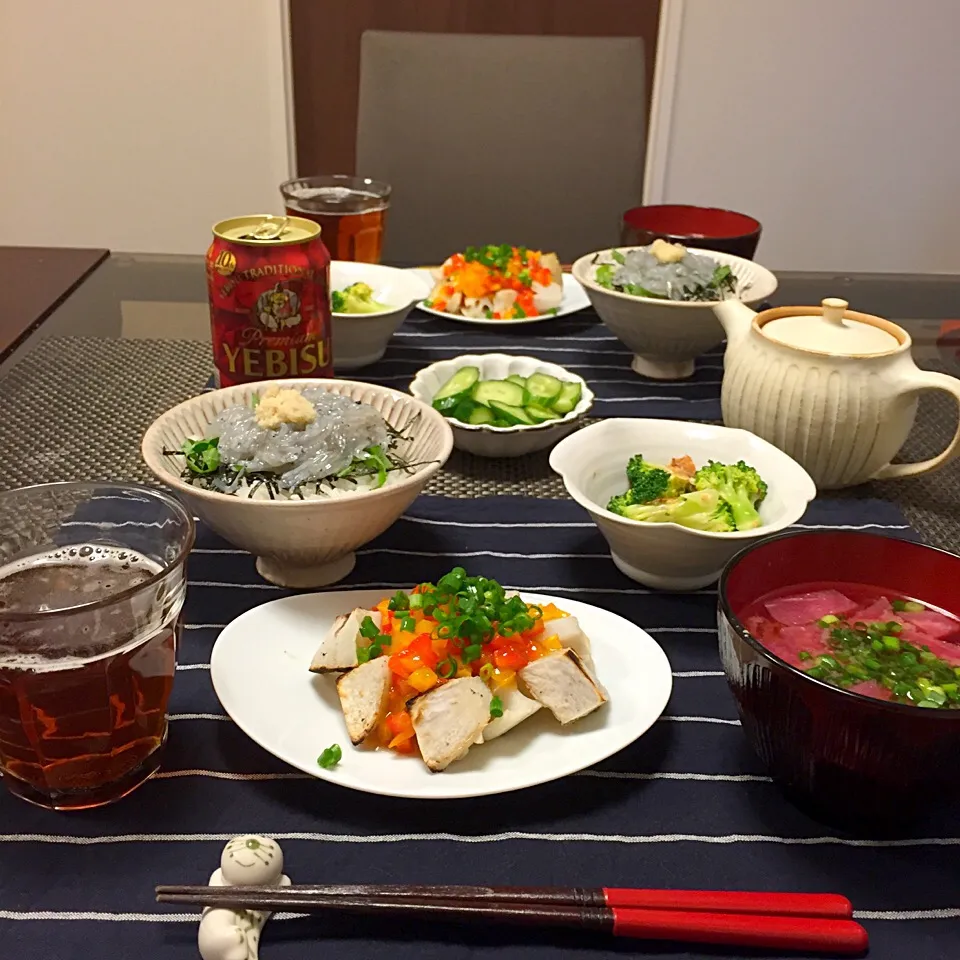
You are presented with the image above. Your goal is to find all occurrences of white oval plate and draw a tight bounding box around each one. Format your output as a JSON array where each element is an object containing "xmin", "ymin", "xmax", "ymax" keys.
[
  {"xmin": 210, "ymin": 590, "xmax": 673, "ymax": 800},
  {"xmin": 408, "ymin": 269, "xmax": 590, "ymax": 326}
]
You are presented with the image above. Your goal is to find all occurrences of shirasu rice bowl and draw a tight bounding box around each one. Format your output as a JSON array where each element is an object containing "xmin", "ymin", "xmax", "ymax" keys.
[{"xmin": 167, "ymin": 387, "xmax": 423, "ymax": 500}]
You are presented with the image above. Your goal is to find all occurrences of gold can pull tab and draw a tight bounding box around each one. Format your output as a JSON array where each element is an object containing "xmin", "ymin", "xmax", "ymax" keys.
[{"xmin": 244, "ymin": 216, "xmax": 289, "ymax": 241}]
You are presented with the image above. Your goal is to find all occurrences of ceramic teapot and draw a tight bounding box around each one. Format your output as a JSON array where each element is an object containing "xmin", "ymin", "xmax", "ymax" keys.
[{"xmin": 713, "ymin": 297, "xmax": 960, "ymax": 489}]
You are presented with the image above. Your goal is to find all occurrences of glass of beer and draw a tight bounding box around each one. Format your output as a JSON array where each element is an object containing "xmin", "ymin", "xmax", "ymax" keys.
[
  {"xmin": 0, "ymin": 482, "xmax": 194, "ymax": 810},
  {"xmin": 280, "ymin": 174, "xmax": 391, "ymax": 263}
]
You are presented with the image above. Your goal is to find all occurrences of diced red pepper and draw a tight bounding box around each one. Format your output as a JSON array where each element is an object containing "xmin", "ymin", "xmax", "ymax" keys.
[
  {"xmin": 494, "ymin": 648, "xmax": 528, "ymax": 671},
  {"xmin": 386, "ymin": 711, "xmax": 413, "ymax": 737}
]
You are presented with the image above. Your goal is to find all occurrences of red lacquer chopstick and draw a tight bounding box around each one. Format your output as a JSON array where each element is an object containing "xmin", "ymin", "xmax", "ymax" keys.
[
  {"xmin": 603, "ymin": 887, "xmax": 852, "ymax": 918},
  {"xmin": 612, "ymin": 908, "xmax": 867, "ymax": 954}
]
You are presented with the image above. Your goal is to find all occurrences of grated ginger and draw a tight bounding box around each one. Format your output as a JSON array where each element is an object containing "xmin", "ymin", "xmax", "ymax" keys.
[
  {"xmin": 649, "ymin": 238, "xmax": 688, "ymax": 264},
  {"xmin": 254, "ymin": 386, "xmax": 317, "ymax": 430}
]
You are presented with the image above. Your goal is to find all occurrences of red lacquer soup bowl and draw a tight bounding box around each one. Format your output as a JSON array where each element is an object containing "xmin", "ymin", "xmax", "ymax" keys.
[
  {"xmin": 620, "ymin": 205, "xmax": 762, "ymax": 260},
  {"xmin": 718, "ymin": 531, "xmax": 960, "ymax": 830}
]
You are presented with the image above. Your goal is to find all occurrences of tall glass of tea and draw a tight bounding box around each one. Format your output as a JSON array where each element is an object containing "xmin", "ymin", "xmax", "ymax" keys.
[
  {"xmin": 280, "ymin": 174, "xmax": 391, "ymax": 263},
  {"xmin": 0, "ymin": 482, "xmax": 194, "ymax": 810}
]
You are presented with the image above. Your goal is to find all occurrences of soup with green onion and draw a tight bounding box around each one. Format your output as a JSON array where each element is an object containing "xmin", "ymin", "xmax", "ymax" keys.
[{"xmin": 742, "ymin": 583, "xmax": 960, "ymax": 709}]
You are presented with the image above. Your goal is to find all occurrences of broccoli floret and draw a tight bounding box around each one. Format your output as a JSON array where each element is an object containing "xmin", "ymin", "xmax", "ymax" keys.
[
  {"xmin": 606, "ymin": 491, "xmax": 636, "ymax": 516},
  {"xmin": 621, "ymin": 488, "xmax": 736, "ymax": 532},
  {"xmin": 331, "ymin": 282, "xmax": 391, "ymax": 314},
  {"xmin": 692, "ymin": 460, "xmax": 768, "ymax": 531},
  {"xmin": 624, "ymin": 454, "xmax": 691, "ymax": 504}
]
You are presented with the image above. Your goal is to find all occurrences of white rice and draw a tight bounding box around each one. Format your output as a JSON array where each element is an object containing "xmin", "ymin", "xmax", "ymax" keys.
[{"xmin": 226, "ymin": 471, "xmax": 403, "ymax": 501}]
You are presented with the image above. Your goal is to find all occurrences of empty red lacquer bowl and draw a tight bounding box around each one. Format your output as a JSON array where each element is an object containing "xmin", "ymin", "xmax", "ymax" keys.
[
  {"xmin": 718, "ymin": 531, "xmax": 960, "ymax": 831},
  {"xmin": 621, "ymin": 205, "xmax": 762, "ymax": 260}
]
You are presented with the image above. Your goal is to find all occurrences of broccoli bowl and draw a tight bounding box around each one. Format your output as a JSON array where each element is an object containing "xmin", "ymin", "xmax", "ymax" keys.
[
  {"xmin": 330, "ymin": 261, "xmax": 431, "ymax": 371},
  {"xmin": 549, "ymin": 419, "xmax": 816, "ymax": 590}
]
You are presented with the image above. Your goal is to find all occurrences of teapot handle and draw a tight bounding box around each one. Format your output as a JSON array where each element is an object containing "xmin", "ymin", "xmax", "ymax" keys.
[{"xmin": 875, "ymin": 370, "xmax": 960, "ymax": 480}]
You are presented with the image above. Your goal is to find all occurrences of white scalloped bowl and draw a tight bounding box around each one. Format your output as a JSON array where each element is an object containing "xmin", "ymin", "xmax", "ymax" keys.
[
  {"xmin": 141, "ymin": 379, "xmax": 453, "ymax": 588},
  {"xmin": 550, "ymin": 418, "xmax": 816, "ymax": 590},
  {"xmin": 571, "ymin": 246, "xmax": 778, "ymax": 380},
  {"xmin": 409, "ymin": 354, "xmax": 594, "ymax": 458},
  {"xmin": 331, "ymin": 261, "xmax": 431, "ymax": 370}
]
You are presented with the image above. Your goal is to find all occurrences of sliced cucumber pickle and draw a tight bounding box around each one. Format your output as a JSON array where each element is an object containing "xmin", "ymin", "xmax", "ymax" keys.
[
  {"xmin": 472, "ymin": 379, "xmax": 526, "ymax": 408},
  {"xmin": 432, "ymin": 365, "xmax": 480, "ymax": 408},
  {"xmin": 525, "ymin": 404, "xmax": 560, "ymax": 423},
  {"xmin": 466, "ymin": 405, "xmax": 496, "ymax": 426},
  {"xmin": 524, "ymin": 372, "xmax": 563, "ymax": 406},
  {"xmin": 488, "ymin": 401, "xmax": 536, "ymax": 426}
]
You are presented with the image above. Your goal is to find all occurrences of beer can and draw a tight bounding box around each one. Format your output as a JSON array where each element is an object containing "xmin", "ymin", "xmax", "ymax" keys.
[{"xmin": 206, "ymin": 214, "xmax": 333, "ymax": 387}]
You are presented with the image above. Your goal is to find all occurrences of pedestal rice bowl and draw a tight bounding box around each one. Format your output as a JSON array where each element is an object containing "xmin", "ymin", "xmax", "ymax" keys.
[{"xmin": 141, "ymin": 378, "xmax": 453, "ymax": 588}]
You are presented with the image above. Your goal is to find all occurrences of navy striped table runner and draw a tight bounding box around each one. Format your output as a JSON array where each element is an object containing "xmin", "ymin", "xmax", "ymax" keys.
[
  {"xmin": 3, "ymin": 500, "xmax": 957, "ymax": 960},
  {"xmin": 353, "ymin": 308, "xmax": 725, "ymax": 420},
  {"xmin": 4, "ymin": 309, "xmax": 956, "ymax": 959}
]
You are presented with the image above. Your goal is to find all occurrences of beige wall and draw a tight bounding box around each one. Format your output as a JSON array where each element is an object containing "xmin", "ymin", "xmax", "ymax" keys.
[
  {"xmin": 656, "ymin": 0, "xmax": 960, "ymax": 274},
  {"xmin": 0, "ymin": 0, "xmax": 291, "ymax": 256},
  {"xmin": 4, "ymin": 0, "xmax": 959, "ymax": 275}
]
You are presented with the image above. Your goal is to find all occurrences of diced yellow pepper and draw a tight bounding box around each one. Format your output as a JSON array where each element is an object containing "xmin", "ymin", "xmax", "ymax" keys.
[
  {"xmin": 541, "ymin": 634, "xmax": 562, "ymax": 651},
  {"xmin": 417, "ymin": 619, "xmax": 435, "ymax": 636},
  {"xmin": 539, "ymin": 603, "xmax": 568, "ymax": 622},
  {"xmin": 491, "ymin": 667, "xmax": 516, "ymax": 690},
  {"xmin": 393, "ymin": 630, "xmax": 416, "ymax": 649},
  {"xmin": 455, "ymin": 665, "xmax": 473, "ymax": 679},
  {"xmin": 407, "ymin": 667, "xmax": 439, "ymax": 693}
]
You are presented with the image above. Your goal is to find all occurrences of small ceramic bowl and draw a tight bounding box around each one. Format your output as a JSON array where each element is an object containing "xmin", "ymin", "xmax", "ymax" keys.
[
  {"xmin": 409, "ymin": 354, "xmax": 594, "ymax": 459},
  {"xmin": 620, "ymin": 205, "xmax": 763, "ymax": 260},
  {"xmin": 141, "ymin": 378, "xmax": 453, "ymax": 588},
  {"xmin": 719, "ymin": 531, "xmax": 960, "ymax": 830},
  {"xmin": 571, "ymin": 246, "xmax": 778, "ymax": 380},
  {"xmin": 549, "ymin": 418, "xmax": 816, "ymax": 590},
  {"xmin": 331, "ymin": 261, "xmax": 430, "ymax": 370}
]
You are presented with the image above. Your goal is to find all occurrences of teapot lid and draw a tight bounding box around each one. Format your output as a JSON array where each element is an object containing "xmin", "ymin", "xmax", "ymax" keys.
[{"xmin": 761, "ymin": 298, "xmax": 900, "ymax": 356}]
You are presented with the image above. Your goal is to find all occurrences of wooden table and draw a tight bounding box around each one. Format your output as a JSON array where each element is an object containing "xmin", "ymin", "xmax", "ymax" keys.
[{"xmin": 0, "ymin": 246, "xmax": 109, "ymax": 363}]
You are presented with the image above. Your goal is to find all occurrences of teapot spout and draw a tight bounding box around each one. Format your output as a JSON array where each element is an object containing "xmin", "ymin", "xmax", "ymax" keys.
[{"xmin": 712, "ymin": 299, "xmax": 757, "ymax": 346}]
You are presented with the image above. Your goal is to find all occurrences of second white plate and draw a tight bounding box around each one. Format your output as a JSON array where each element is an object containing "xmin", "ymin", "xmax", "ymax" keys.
[
  {"xmin": 210, "ymin": 589, "xmax": 673, "ymax": 800},
  {"xmin": 409, "ymin": 270, "xmax": 590, "ymax": 326}
]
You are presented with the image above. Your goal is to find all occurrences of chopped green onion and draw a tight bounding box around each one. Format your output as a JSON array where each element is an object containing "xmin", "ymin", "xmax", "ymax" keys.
[
  {"xmin": 400, "ymin": 616, "xmax": 416, "ymax": 633},
  {"xmin": 478, "ymin": 663, "xmax": 495, "ymax": 681},
  {"xmin": 409, "ymin": 593, "xmax": 424, "ymax": 610},
  {"xmin": 489, "ymin": 696, "xmax": 504, "ymax": 719},
  {"xmin": 462, "ymin": 644, "xmax": 482, "ymax": 663},
  {"xmin": 317, "ymin": 744, "xmax": 342, "ymax": 769},
  {"xmin": 903, "ymin": 600, "xmax": 926, "ymax": 613},
  {"xmin": 356, "ymin": 645, "xmax": 372, "ymax": 664},
  {"xmin": 436, "ymin": 656, "xmax": 458, "ymax": 680},
  {"xmin": 388, "ymin": 590, "xmax": 410, "ymax": 612},
  {"xmin": 359, "ymin": 616, "xmax": 380, "ymax": 640},
  {"xmin": 817, "ymin": 614, "xmax": 839, "ymax": 627},
  {"xmin": 801, "ymin": 613, "xmax": 960, "ymax": 709}
]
